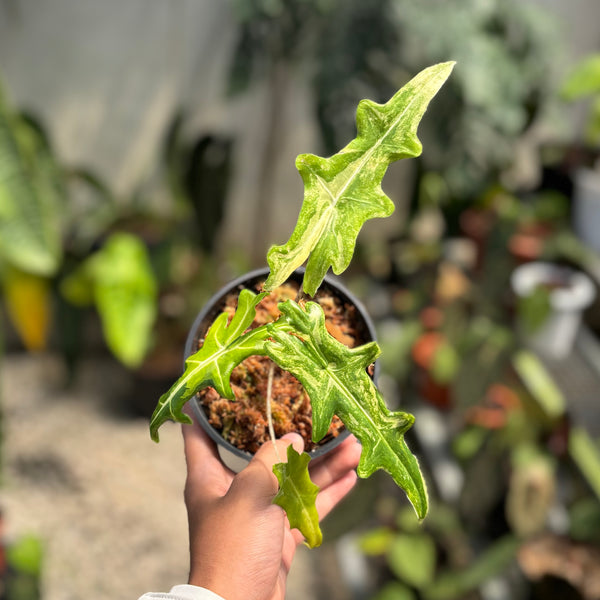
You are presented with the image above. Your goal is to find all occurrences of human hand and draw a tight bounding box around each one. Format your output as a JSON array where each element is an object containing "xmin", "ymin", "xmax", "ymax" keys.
[{"xmin": 182, "ymin": 420, "xmax": 361, "ymax": 600}]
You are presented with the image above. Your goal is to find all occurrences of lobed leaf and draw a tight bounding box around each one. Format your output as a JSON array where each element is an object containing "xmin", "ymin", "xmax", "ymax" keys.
[
  {"xmin": 273, "ymin": 444, "xmax": 322, "ymax": 548},
  {"xmin": 266, "ymin": 300, "xmax": 428, "ymax": 518},
  {"xmin": 265, "ymin": 62, "xmax": 455, "ymax": 296},
  {"xmin": 150, "ymin": 289, "xmax": 270, "ymax": 442}
]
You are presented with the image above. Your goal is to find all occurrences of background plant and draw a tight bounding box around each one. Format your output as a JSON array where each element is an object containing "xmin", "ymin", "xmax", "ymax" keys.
[
  {"xmin": 0, "ymin": 78, "xmax": 158, "ymax": 370},
  {"xmin": 351, "ymin": 178, "xmax": 600, "ymax": 598},
  {"xmin": 561, "ymin": 52, "xmax": 600, "ymax": 148}
]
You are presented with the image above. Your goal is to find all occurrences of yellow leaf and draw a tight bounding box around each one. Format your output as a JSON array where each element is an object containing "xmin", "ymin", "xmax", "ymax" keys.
[{"xmin": 3, "ymin": 266, "xmax": 52, "ymax": 351}]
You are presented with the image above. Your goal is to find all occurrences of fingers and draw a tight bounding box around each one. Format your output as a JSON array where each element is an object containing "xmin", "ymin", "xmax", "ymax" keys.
[
  {"xmin": 181, "ymin": 407, "xmax": 234, "ymax": 501},
  {"xmin": 288, "ymin": 468, "xmax": 359, "ymax": 547},
  {"xmin": 308, "ymin": 435, "xmax": 361, "ymax": 524},
  {"xmin": 182, "ymin": 416, "xmax": 222, "ymax": 471},
  {"xmin": 315, "ymin": 469, "xmax": 358, "ymax": 521},
  {"xmin": 254, "ymin": 433, "xmax": 304, "ymax": 471},
  {"xmin": 235, "ymin": 433, "xmax": 305, "ymax": 500}
]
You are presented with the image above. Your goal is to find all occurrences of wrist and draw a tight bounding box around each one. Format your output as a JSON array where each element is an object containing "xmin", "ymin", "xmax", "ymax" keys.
[{"xmin": 188, "ymin": 571, "xmax": 227, "ymax": 600}]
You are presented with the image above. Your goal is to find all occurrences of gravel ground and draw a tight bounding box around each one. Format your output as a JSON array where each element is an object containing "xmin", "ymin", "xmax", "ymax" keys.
[{"xmin": 0, "ymin": 353, "xmax": 327, "ymax": 600}]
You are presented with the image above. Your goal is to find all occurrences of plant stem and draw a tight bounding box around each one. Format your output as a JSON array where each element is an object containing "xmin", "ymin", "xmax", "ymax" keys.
[
  {"xmin": 295, "ymin": 283, "xmax": 310, "ymax": 304},
  {"xmin": 265, "ymin": 362, "xmax": 282, "ymax": 462}
]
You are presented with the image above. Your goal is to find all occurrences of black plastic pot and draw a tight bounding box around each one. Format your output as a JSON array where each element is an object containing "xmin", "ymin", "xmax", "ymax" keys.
[{"xmin": 184, "ymin": 267, "xmax": 378, "ymax": 464}]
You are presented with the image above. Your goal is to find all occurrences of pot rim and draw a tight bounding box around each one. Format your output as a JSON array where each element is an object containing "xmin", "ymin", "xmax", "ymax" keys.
[{"xmin": 184, "ymin": 266, "xmax": 378, "ymax": 462}]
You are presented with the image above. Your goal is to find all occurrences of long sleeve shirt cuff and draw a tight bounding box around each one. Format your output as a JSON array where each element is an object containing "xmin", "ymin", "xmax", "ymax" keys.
[{"xmin": 138, "ymin": 584, "xmax": 226, "ymax": 600}]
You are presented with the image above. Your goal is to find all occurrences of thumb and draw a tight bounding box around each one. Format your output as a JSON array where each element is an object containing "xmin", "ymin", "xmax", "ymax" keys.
[
  {"xmin": 231, "ymin": 434, "xmax": 305, "ymax": 501},
  {"xmin": 255, "ymin": 433, "xmax": 305, "ymax": 471}
]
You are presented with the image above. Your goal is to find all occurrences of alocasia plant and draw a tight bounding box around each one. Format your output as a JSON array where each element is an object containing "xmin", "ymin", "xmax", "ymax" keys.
[
  {"xmin": 150, "ymin": 289, "xmax": 269, "ymax": 440},
  {"xmin": 151, "ymin": 62, "xmax": 454, "ymax": 547}
]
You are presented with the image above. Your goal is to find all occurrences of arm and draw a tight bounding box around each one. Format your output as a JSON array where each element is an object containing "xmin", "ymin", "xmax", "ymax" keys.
[{"xmin": 182, "ymin": 423, "xmax": 361, "ymax": 600}]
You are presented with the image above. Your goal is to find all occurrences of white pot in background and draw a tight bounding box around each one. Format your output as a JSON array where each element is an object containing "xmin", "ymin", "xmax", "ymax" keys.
[
  {"xmin": 573, "ymin": 167, "xmax": 600, "ymax": 254},
  {"xmin": 511, "ymin": 261, "xmax": 596, "ymax": 360}
]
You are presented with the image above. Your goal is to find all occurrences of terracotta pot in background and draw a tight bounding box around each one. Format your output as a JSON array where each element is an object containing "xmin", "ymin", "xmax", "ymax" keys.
[{"xmin": 411, "ymin": 331, "xmax": 452, "ymax": 410}]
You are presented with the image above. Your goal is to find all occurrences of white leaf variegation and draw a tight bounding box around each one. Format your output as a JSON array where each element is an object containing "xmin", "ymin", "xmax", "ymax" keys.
[{"xmin": 265, "ymin": 62, "xmax": 455, "ymax": 296}]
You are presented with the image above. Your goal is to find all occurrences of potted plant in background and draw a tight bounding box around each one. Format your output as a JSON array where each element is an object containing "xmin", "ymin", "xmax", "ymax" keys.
[
  {"xmin": 343, "ymin": 150, "xmax": 600, "ymax": 598},
  {"xmin": 353, "ymin": 192, "xmax": 600, "ymax": 600},
  {"xmin": 511, "ymin": 260, "xmax": 596, "ymax": 360},
  {"xmin": 150, "ymin": 62, "xmax": 455, "ymax": 547},
  {"xmin": 0, "ymin": 78, "xmax": 160, "ymax": 375}
]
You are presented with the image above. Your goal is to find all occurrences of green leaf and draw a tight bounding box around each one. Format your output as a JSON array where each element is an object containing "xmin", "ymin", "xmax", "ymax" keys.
[
  {"xmin": 150, "ymin": 289, "xmax": 270, "ymax": 442},
  {"xmin": 0, "ymin": 85, "xmax": 63, "ymax": 275},
  {"xmin": 430, "ymin": 341, "xmax": 460, "ymax": 385},
  {"xmin": 7, "ymin": 535, "xmax": 43, "ymax": 576},
  {"xmin": 60, "ymin": 262, "xmax": 95, "ymax": 306},
  {"xmin": 569, "ymin": 427, "xmax": 600, "ymax": 501},
  {"xmin": 516, "ymin": 284, "xmax": 551, "ymax": 335},
  {"xmin": 90, "ymin": 234, "xmax": 158, "ymax": 368},
  {"xmin": 64, "ymin": 233, "xmax": 158, "ymax": 369},
  {"xmin": 561, "ymin": 54, "xmax": 600, "ymax": 100},
  {"xmin": 387, "ymin": 533, "xmax": 436, "ymax": 589},
  {"xmin": 273, "ymin": 444, "xmax": 322, "ymax": 548},
  {"xmin": 425, "ymin": 536, "xmax": 519, "ymax": 600},
  {"xmin": 513, "ymin": 350, "xmax": 565, "ymax": 419},
  {"xmin": 266, "ymin": 299, "xmax": 428, "ymax": 518},
  {"xmin": 357, "ymin": 527, "xmax": 395, "ymax": 556},
  {"xmin": 265, "ymin": 62, "xmax": 455, "ymax": 296},
  {"xmin": 372, "ymin": 582, "xmax": 417, "ymax": 600}
]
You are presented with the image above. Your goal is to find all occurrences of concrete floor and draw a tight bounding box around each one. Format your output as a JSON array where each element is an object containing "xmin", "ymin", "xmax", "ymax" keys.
[{"xmin": 1, "ymin": 353, "xmax": 343, "ymax": 600}]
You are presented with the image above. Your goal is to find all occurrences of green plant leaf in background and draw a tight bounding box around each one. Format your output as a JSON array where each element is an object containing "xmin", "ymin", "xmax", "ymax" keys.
[
  {"xmin": 373, "ymin": 582, "xmax": 417, "ymax": 600},
  {"xmin": 425, "ymin": 536, "xmax": 519, "ymax": 600},
  {"xmin": 516, "ymin": 284, "xmax": 551, "ymax": 336},
  {"xmin": 387, "ymin": 532, "xmax": 437, "ymax": 589},
  {"xmin": 149, "ymin": 289, "xmax": 270, "ymax": 441},
  {"xmin": 61, "ymin": 232, "xmax": 157, "ymax": 370},
  {"xmin": 266, "ymin": 299, "xmax": 428, "ymax": 518},
  {"xmin": 569, "ymin": 427, "xmax": 600, "ymax": 501},
  {"xmin": 561, "ymin": 53, "xmax": 600, "ymax": 101},
  {"xmin": 264, "ymin": 62, "xmax": 454, "ymax": 296},
  {"xmin": 358, "ymin": 527, "xmax": 396, "ymax": 556},
  {"xmin": 273, "ymin": 444, "xmax": 322, "ymax": 548},
  {"xmin": 561, "ymin": 53, "xmax": 600, "ymax": 144},
  {"xmin": 6, "ymin": 534, "xmax": 43, "ymax": 576},
  {"xmin": 513, "ymin": 350, "xmax": 565, "ymax": 420},
  {"xmin": 0, "ymin": 84, "xmax": 63, "ymax": 276}
]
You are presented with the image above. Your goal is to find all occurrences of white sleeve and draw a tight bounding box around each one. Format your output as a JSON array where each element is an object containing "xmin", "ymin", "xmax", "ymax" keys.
[{"xmin": 138, "ymin": 584, "xmax": 226, "ymax": 600}]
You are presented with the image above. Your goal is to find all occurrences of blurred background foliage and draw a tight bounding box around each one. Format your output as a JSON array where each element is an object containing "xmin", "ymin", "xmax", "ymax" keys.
[{"xmin": 1, "ymin": 0, "xmax": 600, "ymax": 598}]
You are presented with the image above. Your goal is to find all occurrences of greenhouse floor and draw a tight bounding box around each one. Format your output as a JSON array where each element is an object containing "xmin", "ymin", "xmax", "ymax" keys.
[{"xmin": 5, "ymin": 328, "xmax": 599, "ymax": 600}]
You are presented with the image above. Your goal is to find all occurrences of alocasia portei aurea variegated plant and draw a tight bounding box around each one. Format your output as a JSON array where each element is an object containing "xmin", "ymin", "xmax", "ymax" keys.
[{"xmin": 150, "ymin": 62, "xmax": 455, "ymax": 547}]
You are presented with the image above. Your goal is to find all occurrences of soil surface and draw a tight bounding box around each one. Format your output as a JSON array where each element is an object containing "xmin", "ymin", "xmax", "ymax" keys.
[{"xmin": 196, "ymin": 280, "xmax": 369, "ymax": 453}]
